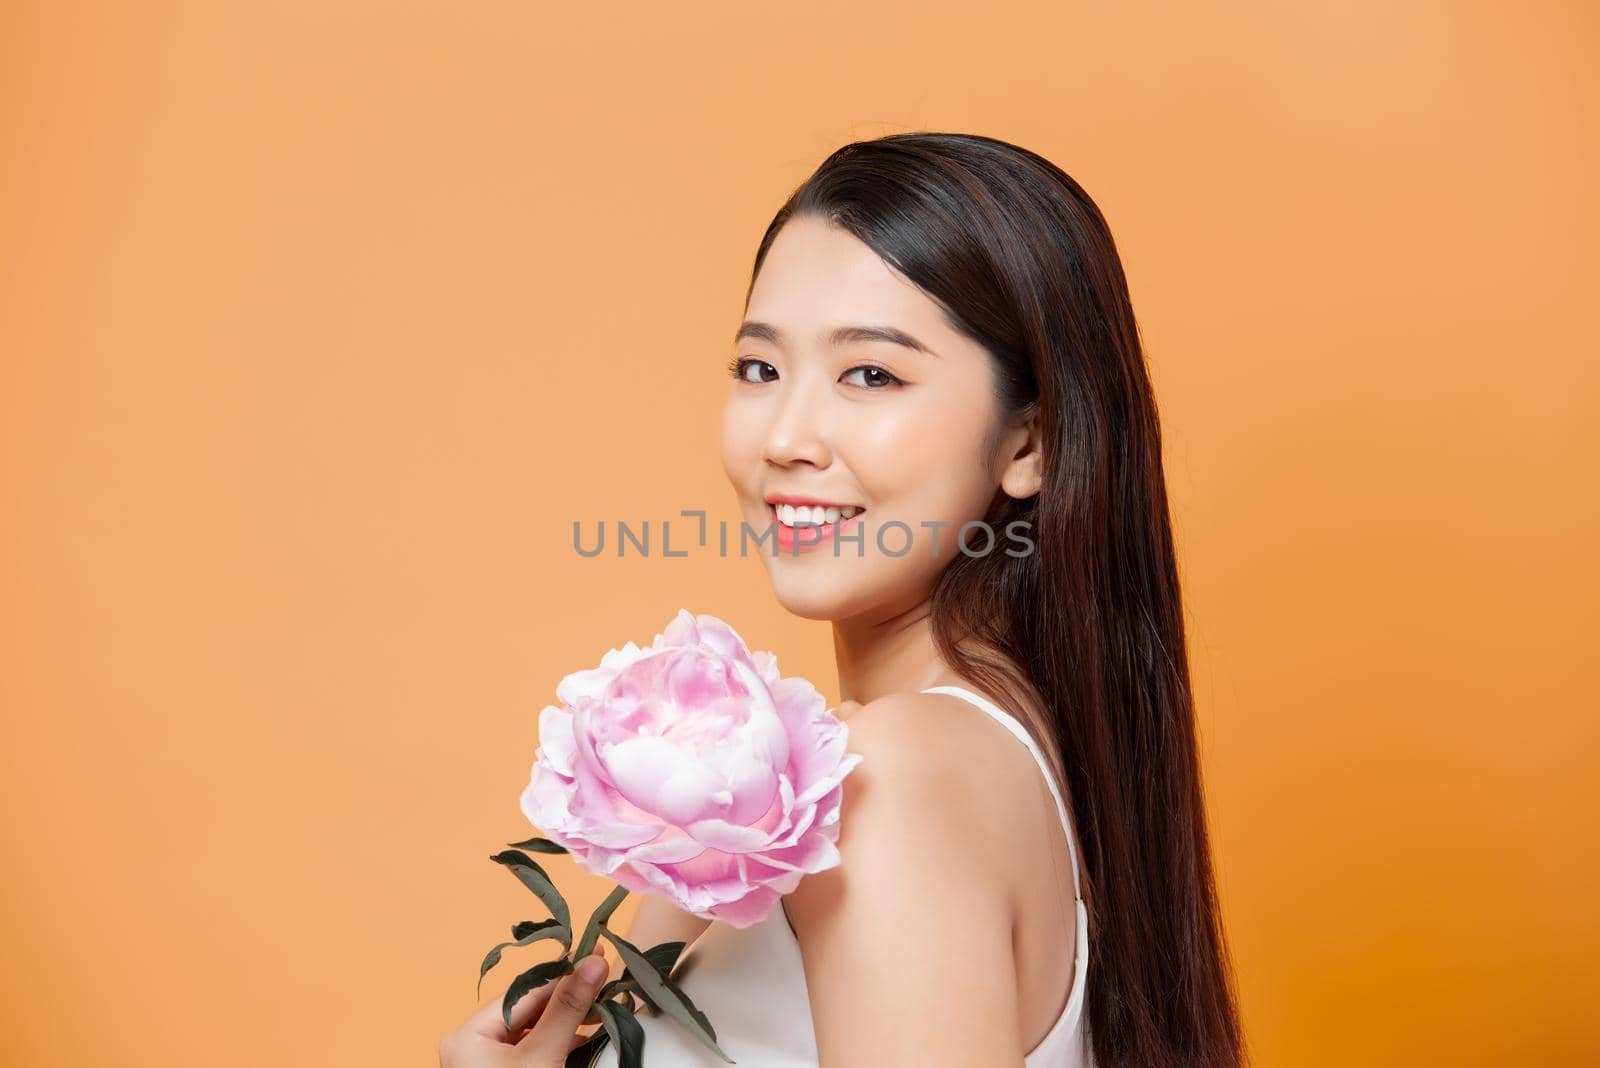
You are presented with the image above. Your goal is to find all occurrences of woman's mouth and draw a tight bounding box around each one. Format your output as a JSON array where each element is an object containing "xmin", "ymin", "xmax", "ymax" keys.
[
  {"xmin": 769, "ymin": 502, "xmax": 867, "ymax": 554},
  {"xmin": 771, "ymin": 502, "xmax": 864, "ymax": 527}
]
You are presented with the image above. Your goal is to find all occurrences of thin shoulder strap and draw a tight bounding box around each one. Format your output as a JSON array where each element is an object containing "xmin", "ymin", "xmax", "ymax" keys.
[{"xmin": 921, "ymin": 685, "xmax": 1084, "ymax": 902}]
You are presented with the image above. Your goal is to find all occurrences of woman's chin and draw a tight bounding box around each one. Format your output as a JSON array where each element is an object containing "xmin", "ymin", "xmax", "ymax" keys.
[{"xmin": 766, "ymin": 571, "xmax": 867, "ymax": 622}]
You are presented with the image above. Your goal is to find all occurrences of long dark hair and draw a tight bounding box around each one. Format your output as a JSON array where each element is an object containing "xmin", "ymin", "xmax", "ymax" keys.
[{"xmin": 744, "ymin": 133, "xmax": 1247, "ymax": 1068}]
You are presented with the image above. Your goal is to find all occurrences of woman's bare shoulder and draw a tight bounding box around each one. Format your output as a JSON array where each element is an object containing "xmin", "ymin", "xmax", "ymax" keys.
[
  {"xmin": 836, "ymin": 688, "xmax": 1045, "ymax": 802},
  {"xmin": 809, "ymin": 688, "xmax": 1055, "ymax": 915},
  {"xmin": 782, "ymin": 689, "xmax": 1030, "ymax": 1063},
  {"xmin": 797, "ymin": 688, "xmax": 1039, "ymax": 913}
]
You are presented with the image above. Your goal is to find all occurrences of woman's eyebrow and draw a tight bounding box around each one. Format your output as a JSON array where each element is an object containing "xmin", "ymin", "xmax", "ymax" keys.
[{"xmin": 733, "ymin": 320, "xmax": 937, "ymax": 356}]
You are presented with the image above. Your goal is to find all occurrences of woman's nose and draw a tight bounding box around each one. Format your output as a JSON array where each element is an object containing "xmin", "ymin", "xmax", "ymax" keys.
[{"xmin": 762, "ymin": 387, "xmax": 831, "ymax": 468}]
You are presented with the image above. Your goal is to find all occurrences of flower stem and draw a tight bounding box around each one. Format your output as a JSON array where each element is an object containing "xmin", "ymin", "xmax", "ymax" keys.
[{"xmin": 573, "ymin": 883, "xmax": 630, "ymax": 962}]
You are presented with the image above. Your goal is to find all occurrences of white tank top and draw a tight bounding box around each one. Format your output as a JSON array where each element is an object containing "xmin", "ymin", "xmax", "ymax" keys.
[{"xmin": 589, "ymin": 684, "xmax": 1094, "ymax": 1067}]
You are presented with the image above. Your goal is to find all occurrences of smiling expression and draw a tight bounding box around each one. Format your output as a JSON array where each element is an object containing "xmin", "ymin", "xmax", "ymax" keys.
[{"xmin": 719, "ymin": 215, "xmax": 1028, "ymax": 622}]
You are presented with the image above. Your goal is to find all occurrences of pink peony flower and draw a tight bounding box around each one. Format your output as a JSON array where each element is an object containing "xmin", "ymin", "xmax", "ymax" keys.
[{"xmin": 520, "ymin": 609, "xmax": 863, "ymax": 928}]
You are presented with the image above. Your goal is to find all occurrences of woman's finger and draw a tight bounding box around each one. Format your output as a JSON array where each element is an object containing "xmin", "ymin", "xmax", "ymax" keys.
[
  {"xmin": 451, "ymin": 943, "xmax": 613, "ymax": 1047},
  {"xmin": 515, "ymin": 954, "xmax": 610, "ymax": 1061},
  {"xmin": 457, "ymin": 969, "xmax": 561, "ymax": 1044}
]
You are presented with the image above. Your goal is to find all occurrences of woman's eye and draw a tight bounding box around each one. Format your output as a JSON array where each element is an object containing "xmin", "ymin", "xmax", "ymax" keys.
[
  {"xmin": 841, "ymin": 364, "xmax": 902, "ymax": 389},
  {"xmin": 727, "ymin": 357, "xmax": 777, "ymax": 383},
  {"xmin": 728, "ymin": 357, "xmax": 900, "ymax": 389}
]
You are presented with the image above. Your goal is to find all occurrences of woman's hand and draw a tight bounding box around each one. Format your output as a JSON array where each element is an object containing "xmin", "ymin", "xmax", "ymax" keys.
[{"xmin": 439, "ymin": 951, "xmax": 612, "ymax": 1067}]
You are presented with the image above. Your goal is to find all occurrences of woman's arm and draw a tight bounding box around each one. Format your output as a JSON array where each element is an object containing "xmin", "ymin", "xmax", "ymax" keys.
[
  {"xmin": 785, "ymin": 692, "xmax": 1029, "ymax": 1067},
  {"xmin": 619, "ymin": 893, "xmax": 713, "ymax": 971}
]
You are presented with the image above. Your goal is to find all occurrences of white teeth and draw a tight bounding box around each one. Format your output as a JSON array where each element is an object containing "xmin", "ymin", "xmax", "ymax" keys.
[{"xmin": 774, "ymin": 503, "xmax": 863, "ymax": 526}]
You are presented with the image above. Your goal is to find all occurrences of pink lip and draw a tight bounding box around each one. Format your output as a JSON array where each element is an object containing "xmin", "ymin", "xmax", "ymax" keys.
[
  {"xmin": 765, "ymin": 493, "xmax": 863, "ymax": 510},
  {"xmin": 772, "ymin": 507, "xmax": 867, "ymax": 554}
]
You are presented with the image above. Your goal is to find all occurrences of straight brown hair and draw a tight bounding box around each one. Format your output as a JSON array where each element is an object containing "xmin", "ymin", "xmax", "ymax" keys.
[{"xmin": 745, "ymin": 132, "xmax": 1247, "ymax": 1068}]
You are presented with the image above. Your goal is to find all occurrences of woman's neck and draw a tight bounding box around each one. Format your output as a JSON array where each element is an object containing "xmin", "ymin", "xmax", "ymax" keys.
[{"xmin": 831, "ymin": 598, "xmax": 966, "ymax": 704}]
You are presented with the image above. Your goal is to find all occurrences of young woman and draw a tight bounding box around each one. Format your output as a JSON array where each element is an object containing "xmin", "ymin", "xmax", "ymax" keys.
[{"xmin": 442, "ymin": 132, "xmax": 1245, "ymax": 1068}]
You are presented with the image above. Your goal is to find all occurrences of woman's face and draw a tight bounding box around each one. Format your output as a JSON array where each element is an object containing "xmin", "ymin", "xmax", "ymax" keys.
[{"xmin": 719, "ymin": 214, "xmax": 1036, "ymax": 622}]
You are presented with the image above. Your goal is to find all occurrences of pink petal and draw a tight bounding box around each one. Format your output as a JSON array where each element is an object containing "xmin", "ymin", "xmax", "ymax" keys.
[
  {"xmin": 535, "ymin": 705, "xmax": 576, "ymax": 776},
  {"xmin": 707, "ymin": 886, "xmax": 782, "ymax": 929},
  {"xmin": 626, "ymin": 831, "xmax": 706, "ymax": 864},
  {"xmin": 556, "ymin": 666, "xmax": 615, "ymax": 707},
  {"xmin": 603, "ymin": 735, "xmax": 725, "ymax": 826},
  {"xmin": 755, "ymin": 832, "xmax": 841, "ymax": 874},
  {"xmin": 684, "ymin": 816, "xmax": 777, "ymax": 852}
]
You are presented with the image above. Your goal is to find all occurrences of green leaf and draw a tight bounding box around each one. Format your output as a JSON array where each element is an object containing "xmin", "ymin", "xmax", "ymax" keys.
[
  {"xmin": 623, "ymin": 941, "xmax": 712, "ymax": 1039},
  {"xmin": 507, "ymin": 835, "xmax": 570, "ymax": 854},
  {"xmin": 573, "ymin": 883, "xmax": 630, "ymax": 962},
  {"xmin": 635, "ymin": 940, "xmax": 687, "ymax": 979},
  {"xmin": 596, "ymin": 999, "xmax": 647, "ymax": 1068},
  {"xmin": 489, "ymin": 849, "xmax": 571, "ymax": 931},
  {"xmin": 597, "ymin": 924, "xmax": 733, "ymax": 1063},
  {"xmin": 612, "ymin": 941, "xmax": 685, "ymax": 1015},
  {"xmin": 659, "ymin": 973, "xmax": 718, "ymax": 1042},
  {"xmin": 501, "ymin": 956, "xmax": 573, "ymax": 1033},
  {"xmin": 564, "ymin": 1029, "xmax": 608, "ymax": 1068},
  {"xmin": 477, "ymin": 919, "xmax": 571, "ymax": 998},
  {"xmin": 592, "ymin": 979, "xmax": 639, "ymax": 1017},
  {"xmin": 626, "ymin": 982, "xmax": 661, "ymax": 1016},
  {"xmin": 581, "ymin": 942, "xmax": 689, "ymax": 1019}
]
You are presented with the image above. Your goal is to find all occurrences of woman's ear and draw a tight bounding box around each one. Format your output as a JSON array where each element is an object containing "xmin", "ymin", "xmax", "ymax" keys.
[{"xmin": 998, "ymin": 414, "xmax": 1043, "ymax": 500}]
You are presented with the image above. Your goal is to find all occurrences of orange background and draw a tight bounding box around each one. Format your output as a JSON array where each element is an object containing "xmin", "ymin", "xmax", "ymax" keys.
[{"xmin": 3, "ymin": 3, "xmax": 1595, "ymax": 1065}]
